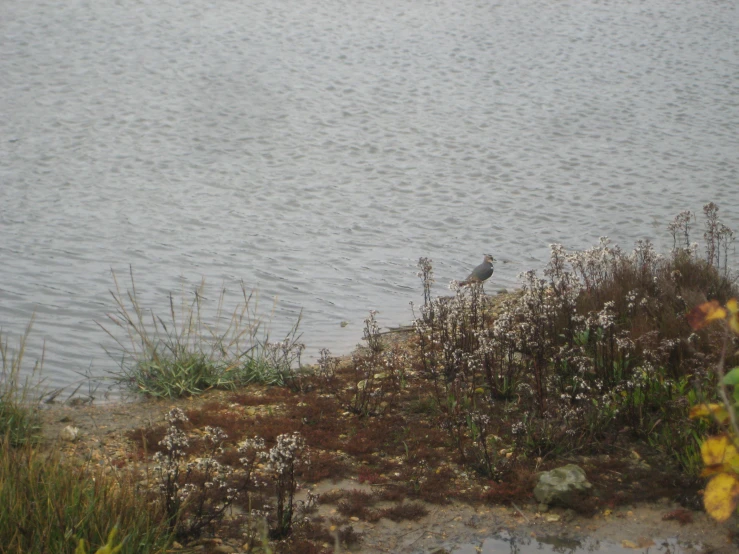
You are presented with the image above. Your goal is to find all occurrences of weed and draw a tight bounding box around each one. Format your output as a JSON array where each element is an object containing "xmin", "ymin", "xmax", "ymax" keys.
[
  {"xmin": 300, "ymin": 450, "xmax": 350, "ymax": 483},
  {"xmin": 266, "ymin": 432, "xmax": 307, "ymax": 539},
  {"xmin": 0, "ymin": 316, "xmax": 43, "ymax": 446},
  {"xmin": 315, "ymin": 348, "xmax": 341, "ymax": 394},
  {"xmin": 151, "ymin": 408, "xmax": 253, "ymax": 539},
  {"xmin": 336, "ymin": 525, "xmax": 362, "ymax": 547},
  {"xmin": 346, "ymin": 311, "xmax": 389, "ymax": 416},
  {"xmin": 336, "ymin": 490, "xmax": 375, "ymax": 520},
  {"xmin": 100, "ymin": 268, "xmax": 304, "ymax": 398},
  {"xmin": 378, "ymin": 501, "xmax": 428, "ymax": 522},
  {"xmin": 357, "ymin": 467, "xmax": 385, "ymax": 485},
  {"xmin": 0, "ymin": 440, "xmax": 172, "ymax": 552}
]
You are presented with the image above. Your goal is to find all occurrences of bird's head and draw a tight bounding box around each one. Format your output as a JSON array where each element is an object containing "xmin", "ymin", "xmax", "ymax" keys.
[{"xmin": 484, "ymin": 254, "xmax": 495, "ymax": 264}]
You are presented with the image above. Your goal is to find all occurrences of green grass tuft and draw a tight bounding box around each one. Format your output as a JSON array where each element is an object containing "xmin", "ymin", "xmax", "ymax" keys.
[
  {"xmin": 100, "ymin": 268, "xmax": 304, "ymax": 398},
  {"xmin": 0, "ymin": 315, "xmax": 42, "ymax": 446}
]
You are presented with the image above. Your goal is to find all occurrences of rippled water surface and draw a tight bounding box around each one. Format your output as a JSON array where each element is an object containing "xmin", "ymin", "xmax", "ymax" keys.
[
  {"xmin": 450, "ymin": 533, "xmax": 695, "ymax": 554},
  {"xmin": 1, "ymin": 0, "xmax": 738, "ymax": 394}
]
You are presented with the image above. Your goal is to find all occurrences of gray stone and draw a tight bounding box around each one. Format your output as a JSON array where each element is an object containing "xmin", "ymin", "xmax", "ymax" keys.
[
  {"xmin": 534, "ymin": 464, "xmax": 592, "ymax": 508},
  {"xmin": 60, "ymin": 425, "xmax": 80, "ymax": 442}
]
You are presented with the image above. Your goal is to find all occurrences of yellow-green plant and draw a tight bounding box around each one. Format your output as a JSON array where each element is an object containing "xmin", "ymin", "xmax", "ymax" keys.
[
  {"xmin": 687, "ymin": 298, "xmax": 739, "ymax": 521},
  {"xmin": 0, "ymin": 440, "xmax": 172, "ymax": 552},
  {"xmin": 75, "ymin": 526, "xmax": 123, "ymax": 554}
]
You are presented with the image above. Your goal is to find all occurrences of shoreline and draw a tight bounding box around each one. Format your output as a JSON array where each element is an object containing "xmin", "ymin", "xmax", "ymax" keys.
[
  {"xmin": 19, "ymin": 237, "xmax": 739, "ymax": 553},
  {"xmin": 38, "ymin": 379, "xmax": 736, "ymax": 554}
]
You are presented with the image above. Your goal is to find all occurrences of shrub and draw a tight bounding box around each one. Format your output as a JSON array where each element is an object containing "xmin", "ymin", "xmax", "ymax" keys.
[
  {"xmin": 687, "ymin": 296, "xmax": 739, "ymax": 522},
  {"xmin": 413, "ymin": 204, "xmax": 736, "ymax": 473}
]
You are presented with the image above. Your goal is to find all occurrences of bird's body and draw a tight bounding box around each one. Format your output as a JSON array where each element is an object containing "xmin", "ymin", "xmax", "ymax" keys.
[{"xmin": 460, "ymin": 254, "xmax": 495, "ymax": 286}]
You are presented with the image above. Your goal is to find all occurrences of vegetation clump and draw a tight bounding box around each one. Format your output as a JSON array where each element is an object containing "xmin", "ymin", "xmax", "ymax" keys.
[
  {"xmin": 101, "ymin": 268, "xmax": 304, "ymax": 398},
  {"xmin": 0, "ymin": 320, "xmax": 173, "ymax": 553},
  {"xmin": 0, "ymin": 317, "xmax": 42, "ymax": 446},
  {"xmin": 411, "ymin": 204, "xmax": 736, "ymax": 479},
  {"xmin": 687, "ymin": 293, "xmax": 739, "ymax": 522},
  {"xmin": 0, "ymin": 432, "xmax": 173, "ymax": 553}
]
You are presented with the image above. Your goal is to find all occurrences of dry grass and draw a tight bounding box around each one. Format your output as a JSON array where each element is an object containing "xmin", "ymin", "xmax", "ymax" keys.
[{"xmin": 0, "ymin": 440, "xmax": 172, "ymax": 553}]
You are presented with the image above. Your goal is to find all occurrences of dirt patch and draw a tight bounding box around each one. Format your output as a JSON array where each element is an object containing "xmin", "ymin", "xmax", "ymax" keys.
[{"xmin": 38, "ymin": 386, "xmax": 738, "ymax": 554}]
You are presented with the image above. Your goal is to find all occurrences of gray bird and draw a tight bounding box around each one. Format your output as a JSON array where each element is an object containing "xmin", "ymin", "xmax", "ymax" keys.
[{"xmin": 460, "ymin": 254, "xmax": 495, "ymax": 286}]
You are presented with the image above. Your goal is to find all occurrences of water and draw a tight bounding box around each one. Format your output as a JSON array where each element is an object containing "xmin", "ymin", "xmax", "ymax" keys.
[
  {"xmin": 451, "ymin": 532, "xmax": 696, "ymax": 554},
  {"xmin": 1, "ymin": 0, "xmax": 738, "ymax": 395}
]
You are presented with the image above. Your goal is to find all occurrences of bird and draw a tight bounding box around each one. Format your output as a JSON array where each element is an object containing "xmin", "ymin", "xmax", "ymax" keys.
[{"xmin": 460, "ymin": 254, "xmax": 495, "ymax": 286}]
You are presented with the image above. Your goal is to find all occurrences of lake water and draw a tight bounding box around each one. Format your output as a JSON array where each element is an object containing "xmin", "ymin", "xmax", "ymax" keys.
[
  {"xmin": 1, "ymin": 0, "xmax": 738, "ymax": 397},
  {"xmin": 450, "ymin": 533, "xmax": 696, "ymax": 554}
]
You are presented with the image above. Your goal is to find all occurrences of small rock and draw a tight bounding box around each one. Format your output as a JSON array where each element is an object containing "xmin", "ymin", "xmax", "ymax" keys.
[
  {"xmin": 212, "ymin": 546, "xmax": 235, "ymax": 554},
  {"xmin": 60, "ymin": 425, "xmax": 80, "ymax": 442},
  {"xmin": 534, "ymin": 464, "xmax": 593, "ymax": 509},
  {"xmin": 546, "ymin": 514, "xmax": 561, "ymax": 522},
  {"xmin": 538, "ymin": 503, "xmax": 549, "ymax": 513}
]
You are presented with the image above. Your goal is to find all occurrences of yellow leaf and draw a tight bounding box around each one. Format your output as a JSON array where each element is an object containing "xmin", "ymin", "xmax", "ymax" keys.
[
  {"xmin": 728, "ymin": 299, "xmax": 739, "ymax": 335},
  {"xmin": 701, "ymin": 435, "xmax": 739, "ymax": 468},
  {"xmin": 688, "ymin": 300, "xmax": 727, "ymax": 330},
  {"xmin": 690, "ymin": 403, "xmax": 729, "ymax": 423},
  {"xmin": 704, "ymin": 473, "xmax": 739, "ymax": 522}
]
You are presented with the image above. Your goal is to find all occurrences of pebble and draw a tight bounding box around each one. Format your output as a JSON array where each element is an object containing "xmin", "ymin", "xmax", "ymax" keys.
[{"xmin": 60, "ymin": 425, "xmax": 80, "ymax": 442}]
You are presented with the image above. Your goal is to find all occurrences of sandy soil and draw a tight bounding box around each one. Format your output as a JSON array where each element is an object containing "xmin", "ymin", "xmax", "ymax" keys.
[{"xmin": 38, "ymin": 393, "xmax": 738, "ymax": 554}]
